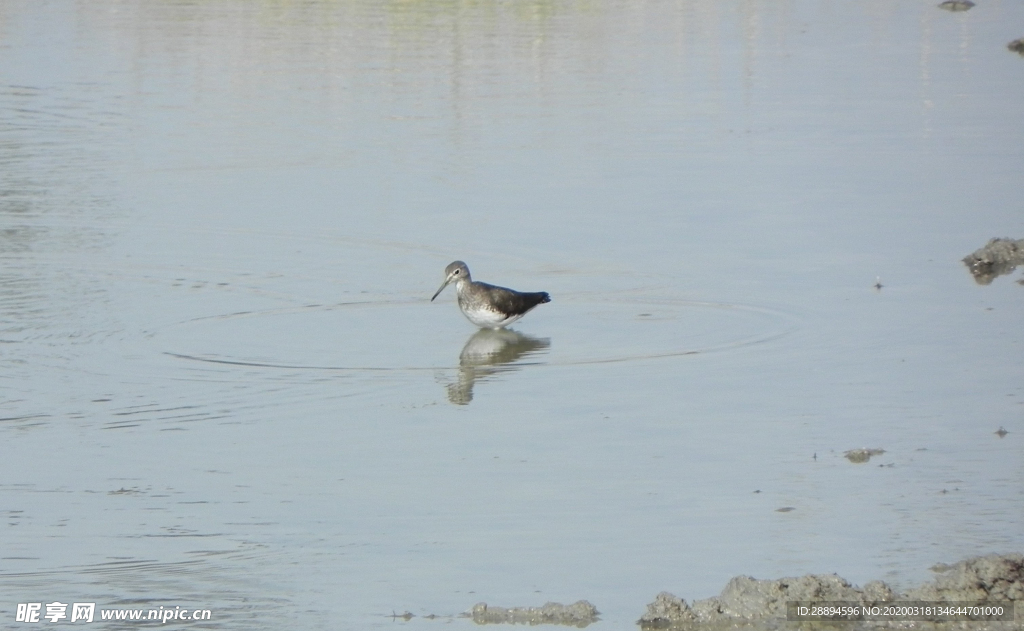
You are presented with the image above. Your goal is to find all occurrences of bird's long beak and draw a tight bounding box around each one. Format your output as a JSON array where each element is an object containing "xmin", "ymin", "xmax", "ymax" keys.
[{"xmin": 431, "ymin": 276, "xmax": 452, "ymax": 302}]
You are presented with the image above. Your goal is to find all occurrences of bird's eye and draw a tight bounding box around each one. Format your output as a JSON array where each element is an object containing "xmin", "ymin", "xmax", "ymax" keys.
[{"xmin": 453, "ymin": 269, "xmax": 460, "ymax": 275}]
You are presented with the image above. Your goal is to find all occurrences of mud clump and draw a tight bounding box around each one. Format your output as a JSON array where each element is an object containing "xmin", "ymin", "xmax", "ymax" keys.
[
  {"xmin": 910, "ymin": 555, "xmax": 1024, "ymax": 602},
  {"xmin": 470, "ymin": 601, "xmax": 599, "ymax": 627},
  {"xmin": 963, "ymin": 238, "xmax": 1024, "ymax": 285},
  {"xmin": 639, "ymin": 576, "xmax": 893, "ymax": 629},
  {"xmin": 844, "ymin": 448, "xmax": 886, "ymax": 463},
  {"xmin": 638, "ymin": 553, "xmax": 1022, "ymax": 629}
]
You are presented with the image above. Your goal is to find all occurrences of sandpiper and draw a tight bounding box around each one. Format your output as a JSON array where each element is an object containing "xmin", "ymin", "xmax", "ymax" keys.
[{"xmin": 430, "ymin": 261, "xmax": 550, "ymax": 329}]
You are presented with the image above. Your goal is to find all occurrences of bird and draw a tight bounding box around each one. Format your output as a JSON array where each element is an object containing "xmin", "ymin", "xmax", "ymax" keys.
[{"xmin": 430, "ymin": 261, "xmax": 550, "ymax": 329}]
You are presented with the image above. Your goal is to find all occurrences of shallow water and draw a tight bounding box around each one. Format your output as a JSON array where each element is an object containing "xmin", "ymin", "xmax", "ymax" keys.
[{"xmin": 1, "ymin": 0, "xmax": 1022, "ymax": 629}]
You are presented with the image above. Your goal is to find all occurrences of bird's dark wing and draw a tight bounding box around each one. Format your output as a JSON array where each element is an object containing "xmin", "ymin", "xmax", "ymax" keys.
[{"xmin": 477, "ymin": 282, "xmax": 551, "ymax": 317}]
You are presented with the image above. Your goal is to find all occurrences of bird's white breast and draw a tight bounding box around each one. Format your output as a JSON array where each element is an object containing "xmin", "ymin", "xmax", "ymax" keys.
[{"xmin": 459, "ymin": 303, "xmax": 522, "ymax": 329}]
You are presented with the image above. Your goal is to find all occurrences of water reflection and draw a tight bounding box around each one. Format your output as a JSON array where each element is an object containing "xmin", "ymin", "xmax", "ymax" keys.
[{"xmin": 443, "ymin": 329, "xmax": 549, "ymax": 405}]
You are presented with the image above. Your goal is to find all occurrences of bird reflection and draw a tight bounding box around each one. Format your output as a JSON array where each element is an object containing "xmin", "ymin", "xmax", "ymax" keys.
[{"xmin": 443, "ymin": 329, "xmax": 550, "ymax": 405}]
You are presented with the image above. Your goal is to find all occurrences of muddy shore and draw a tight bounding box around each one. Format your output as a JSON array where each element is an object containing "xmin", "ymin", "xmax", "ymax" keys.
[{"xmin": 638, "ymin": 554, "xmax": 1022, "ymax": 630}]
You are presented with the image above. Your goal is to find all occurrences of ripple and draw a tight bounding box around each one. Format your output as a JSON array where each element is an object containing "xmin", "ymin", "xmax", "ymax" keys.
[{"xmin": 159, "ymin": 292, "xmax": 797, "ymax": 372}]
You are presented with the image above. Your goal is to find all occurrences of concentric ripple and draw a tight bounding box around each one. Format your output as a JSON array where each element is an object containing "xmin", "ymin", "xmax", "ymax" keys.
[{"xmin": 159, "ymin": 292, "xmax": 797, "ymax": 372}]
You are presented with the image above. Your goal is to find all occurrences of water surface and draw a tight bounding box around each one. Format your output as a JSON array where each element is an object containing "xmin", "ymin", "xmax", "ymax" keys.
[{"xmin": 1, "ymin": 1, "xmax": 1022, "ymax": 629}]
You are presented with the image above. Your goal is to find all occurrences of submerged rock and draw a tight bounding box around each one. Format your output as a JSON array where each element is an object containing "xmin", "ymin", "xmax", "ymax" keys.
[
  {"xmin": 470, "ymin": 601, "xmax": 599, "ymax": 627},
  {"xmin": 638, "ymin": 553, "xmax": 1022, "ymax": 629},
  {"xmin": 963, "ymin": 238, "xmax": 1024, "ymax": 285},
  {"xmin": 938, "ymin": 0, "xmax": 974, "ymax": 10}
]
